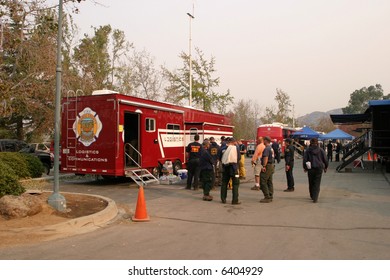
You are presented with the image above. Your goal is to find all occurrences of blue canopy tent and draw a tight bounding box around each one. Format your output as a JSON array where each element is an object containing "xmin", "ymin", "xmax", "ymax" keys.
[
  {"xmin": 319, "ymin": 128, "xmax": 354, "ymax": 140},
  {"xmin": 291, "ymin": 126, "xmax": 320, "ymax": 139}
]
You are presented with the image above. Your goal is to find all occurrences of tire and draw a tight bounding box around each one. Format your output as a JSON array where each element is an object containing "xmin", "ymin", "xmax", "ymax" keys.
[
  {"xmin": 173, "ymin": 160, "xmax": 182, "ymax": 175},
  {"xmin": 152, "ymin": 165, "xmax": 161, "ymax": 178},
  {"xmin": 43, "ymin": 163, "xmax": 50, "ymax": 175}
]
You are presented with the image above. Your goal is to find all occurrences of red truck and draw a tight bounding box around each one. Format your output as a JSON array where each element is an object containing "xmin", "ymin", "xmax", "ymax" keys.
[
  {"xmin": 257, "ymin": 123, "xmax": 296, "ymax": 156},
  {"xmin": 60, "ymin": 90, "xmax": 233, "ymax": 180}
]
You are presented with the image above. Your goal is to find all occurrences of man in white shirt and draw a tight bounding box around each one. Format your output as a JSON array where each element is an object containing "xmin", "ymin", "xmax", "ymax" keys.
[{"xmin": 220, "ymin": 137, "xmax": 240, "ymax": 204}]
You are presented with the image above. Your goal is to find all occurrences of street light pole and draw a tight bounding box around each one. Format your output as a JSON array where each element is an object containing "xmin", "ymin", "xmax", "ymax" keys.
[
  {"xmin": 48, "ymin": 0, "xmax": 66, "ymax": 212},
  {"xmin": 292, "ymin": 104, "xmax": 295, "ymax": 128},
  {"xmin": 187, "ymin": 12, "xmax": 194, "ymax": 107}
]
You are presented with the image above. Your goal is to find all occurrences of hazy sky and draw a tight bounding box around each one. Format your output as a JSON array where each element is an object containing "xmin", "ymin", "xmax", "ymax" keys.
[{"xmin": 68, "ymin": 0, "xmax": 390, "ymax": 117}]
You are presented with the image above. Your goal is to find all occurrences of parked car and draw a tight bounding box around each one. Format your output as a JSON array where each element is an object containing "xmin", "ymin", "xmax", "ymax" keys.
[
  {"xmin": 19, "ymin": 145, "xmax": 54, "ymax": 175},
  {"xmin": 0, "ymin": 139, "xmax": 53, "ymax": 175},
  {"xmin": 29, "ymin": 142, "xmax": 51, "ymax": 153},
  {"xmin": 0, "ymin": 139, "xmax": 28, "ymax": 152},
  {"xmin": 246, "ymin": 142, "xmax": 256, "ymax": 157}
]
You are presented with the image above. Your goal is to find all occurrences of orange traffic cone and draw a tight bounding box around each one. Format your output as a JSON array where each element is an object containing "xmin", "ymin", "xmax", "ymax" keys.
[
  {"xmin": 367, "ymin": 151, "xmax": 372, "ymax": 161},
  {"xmin": 132, "ymin": 186, "xmax": 150, "ymax": 222},
  {"xmin": 373, "ymin": 153, "xmax": 378, "ymax": 161}
]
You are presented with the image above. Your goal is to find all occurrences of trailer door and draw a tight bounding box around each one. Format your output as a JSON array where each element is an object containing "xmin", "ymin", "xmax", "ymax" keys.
[{"xmin": 124, "ymin": 112, "xmax": 140, "ymax": 167}]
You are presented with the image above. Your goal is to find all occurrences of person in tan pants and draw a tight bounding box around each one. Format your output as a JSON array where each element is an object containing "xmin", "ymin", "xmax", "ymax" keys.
[{"xmin": 251, "ymin": 137, "xmax": 265, "ymax": 190}]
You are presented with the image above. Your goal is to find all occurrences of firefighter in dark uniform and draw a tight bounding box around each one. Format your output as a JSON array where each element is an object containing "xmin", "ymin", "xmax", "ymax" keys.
[
  {"xmin": 283, "ymin": 138, "xmax": 295, "ymax": 192},
  {"xmin": 208, "ymin": 137, "xmax": 220, "ymax": 188},
  {"xmin": 259, "ymin": 136, "xmax": 275, "ymax": 203},
  {"xmin": 186, "ymin": 134, "xmax": 203, "ymax": 190}
]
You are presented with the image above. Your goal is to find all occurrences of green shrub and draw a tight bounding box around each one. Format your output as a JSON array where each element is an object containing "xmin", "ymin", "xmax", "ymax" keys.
[
  {"xmin": 0, "ymin": 152, "xmax": 30, "ymax": 179},
  {"xmin": 20, "ymin": 153, "xmax": 44, "ymax": 178},
  {"xmin": 0, "ymin": 161, "xmax": 25, "ymax": 197}
]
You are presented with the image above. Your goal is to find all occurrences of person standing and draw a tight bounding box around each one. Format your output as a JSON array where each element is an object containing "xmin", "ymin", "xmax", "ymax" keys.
[
  {"xmin": 199, "ymin": 140, "xmax": 214, "ymax": 201},
  {"xmin": 303, "ymin": 138, "xmax": 328, "ymax": 203},
  {"xmin": 220, "ymin": 137, "xmax": 240, "ymax": 204},
  {"xmin": 259, "ymin": 136, "xmax": 275, "ymax": 203},
  {"xmin": 186, "ymin": 134, "xmax": 203, "ymax": 190},
  {"xmin": 208, "ymin": 137, "xmax": 220, "ymax": 188},
  {"xmin": 283, "ymin": 138, "xmax": 295, "ymax": 192},
  {"xmin": 216, "ymin": 136, "xmax": 227, "ymax": 187},
  {"xmin": 251, "ymin": 137, "xmax": 265, "ymax": 190},
  {"xmin": 238, "ymin": 139, "xmax": 247, "ymax": 180},
  {"xmin": 271, "ymin": 139, "xmax": 281, "ymax": 164},
  {"xmin": 335, "ymin": 141, "xmax": 342, "ymax": 162},
  {"xmin": 327, "ymin": 141, "xmax": 333, "ymax": 162}
]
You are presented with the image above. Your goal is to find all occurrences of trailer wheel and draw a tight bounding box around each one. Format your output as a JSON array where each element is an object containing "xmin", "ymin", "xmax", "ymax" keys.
[
  {"xmin": 152, "ymin": 166, "xmax": 161, "ymax": 178},
  {"xmin": 173, "ymin": 160, "xmax": 182, "ymax": 175},
  {"xmin": 43, "ymin": 163, "xmax": 50, "ymax": 175}
]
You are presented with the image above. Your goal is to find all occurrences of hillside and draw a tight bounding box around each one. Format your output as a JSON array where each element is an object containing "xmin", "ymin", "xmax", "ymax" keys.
[{"xmin": 297, "ymin": 108, "xmax": 343, "ymax": 127}]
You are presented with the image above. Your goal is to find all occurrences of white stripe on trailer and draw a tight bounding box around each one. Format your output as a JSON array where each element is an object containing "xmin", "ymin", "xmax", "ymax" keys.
[
  {"xmin": 158, "ymin": 130, "xmax": 165, "ymax": 158},
  {"xmin": 119, "ymin": 99, "xmax": 185, "ymax": 114}
]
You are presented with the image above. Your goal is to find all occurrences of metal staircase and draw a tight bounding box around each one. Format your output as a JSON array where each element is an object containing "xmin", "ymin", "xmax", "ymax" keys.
[
  {"xmin": 292, "ymin": 141, "xmax": 305, "ymax": 157},
  {"xmin": 124, "ymin": 143, "xmax": 159, "ymax": 187},
  {"xmin": 125, "ymin": 168, "xmax": 159, "ymax": 187},
  {"xmin": 336, "ymin": 132, "xmax": 370, "ymax": 172}
]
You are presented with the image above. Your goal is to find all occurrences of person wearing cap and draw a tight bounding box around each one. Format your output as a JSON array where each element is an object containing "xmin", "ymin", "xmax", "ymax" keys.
[
  {"xmin": 220, "ymin": 137, "xmax": 241, "ymax": 204},
  {"xmin": 251, "ymin": 136, "xmax": 265, "ymax": 191},
  {"xmin": 185, "ymin": 134, "xmax": 203, "ymax": 190},
  {"xmin": 259, "ymin": 136, "xmax": 275, "ymax": 203},
  {"xmin": 199, "ymin": 139, "xmax": 214, "ymax": 201},
  {"xmin": 303, "ymin": 138, "xmax": 328, "ymax": 203},
  {"xmin": 283, "ymin": 138, "xmax": 295, "ymax": 192}
]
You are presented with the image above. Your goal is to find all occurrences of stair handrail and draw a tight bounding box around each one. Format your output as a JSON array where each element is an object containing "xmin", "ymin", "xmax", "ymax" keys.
[
  {"xmin": 342, "ymin": 132, "xmax": 369, "ymax": 160},
  {"xmin": 124, "ymin": 142, "xmax": 142, "ymax": 169},
  {"xmin": 292, "ymin": 141, "xmax": 305, "ymax": 156}
]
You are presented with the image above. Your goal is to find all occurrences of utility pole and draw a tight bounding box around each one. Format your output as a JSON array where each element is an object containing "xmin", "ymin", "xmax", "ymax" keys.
[
  {"xmin": 292, "ymin": 104, "xmax": 295, "ymax": 128},
  {"xmin": 48, "ymin": 0, "xmax": 66, "ymax": 212},
  {"xmin": 187, "ymin": 5, "xmax": 194, "ymax": 107}
]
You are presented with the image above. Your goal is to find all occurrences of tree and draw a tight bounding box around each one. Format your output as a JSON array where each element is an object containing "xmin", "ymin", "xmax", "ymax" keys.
[
  {"xmin": 73, "ymin": 24, "xmax": 133, "ymax": 95},
  {"xmin": 312, "ymin": 116, "xmax": 335, "ymax": 133},
  {"xmin": 126, "ymin": 49, "xmax": 164, "ymax": 100},
  {"xmin": 260, "ymin": 106, "xmax": 276, "ymax": 124},
  {"xmin": 163, "ymin": 48, "xmax": 233, "ymax": 113},
  {"xmin": 73, "ymin": 25, "xmax": 112, "ymax": 94},
  {"xmin": 231, "ymin": 99, "xmax": 261, "ymax": 140},
  {"xmin": 0, "ymin": 1, "xmax": 59, "ymax": 140},
  {"xmin": 343, "ymin": 84, "xmax": 386, "ymax": 114},
  {"xmin": 261, "ymin": 88, "xmax": 293, "ymax": 125},
  {"xmin": 274, "ymin": 88, "xmax": 292, "ymax": 124},
  {"xmin": 0, "ymin": 0, "xmax": 85, "ymax": 141},
  {"xmin": 110, "ymin": 29, "xmax": 132, "ymax": 88}
]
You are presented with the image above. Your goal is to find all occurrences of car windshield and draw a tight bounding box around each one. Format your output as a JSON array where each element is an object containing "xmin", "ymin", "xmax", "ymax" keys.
[{"xmin": 19, "ymin": 145, "xmax": 35, "ymax": 153}]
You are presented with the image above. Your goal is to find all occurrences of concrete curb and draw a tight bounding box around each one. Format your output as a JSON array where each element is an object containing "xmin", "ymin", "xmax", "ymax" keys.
[{"xmin": 3, "ymin": 192, "xmax": 119, "ymax": 241}]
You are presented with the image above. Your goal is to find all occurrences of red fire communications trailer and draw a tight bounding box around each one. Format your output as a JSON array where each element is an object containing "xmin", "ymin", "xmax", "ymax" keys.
[
  {"xmin": 257, "ymin": 123, "xmax": 296, "ymax": 155},
  {"xmin": 60, "ymin": 90, "xmax": 233, "ymax": 180},
  {"xmin": 257, "ymin": 123, "xmax": 296, "ymax": 142}
]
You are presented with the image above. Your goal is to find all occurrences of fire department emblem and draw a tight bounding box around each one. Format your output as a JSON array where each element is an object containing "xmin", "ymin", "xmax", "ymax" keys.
[{"xmin": 73, "ymin": 107, "xmax": 103, "ymax": 147}]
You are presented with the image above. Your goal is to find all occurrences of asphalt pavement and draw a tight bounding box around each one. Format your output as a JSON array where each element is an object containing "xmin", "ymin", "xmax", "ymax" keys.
[{"xmin": 1, "ymin": 158, "xmax": 390, "ymax": 260}]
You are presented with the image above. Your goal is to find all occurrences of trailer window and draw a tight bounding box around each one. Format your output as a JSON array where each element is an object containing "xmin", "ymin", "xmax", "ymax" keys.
[
  {"xmin": 189, "ymin": 128, "xmax": 198, "ymax": 141},
  {"xmin": 146, "ymin": 118, "xmax": 155, "ymax": 132},
  {"xmin": 167, "ymin": 124, "xmax": 180, "ymax": 134}
]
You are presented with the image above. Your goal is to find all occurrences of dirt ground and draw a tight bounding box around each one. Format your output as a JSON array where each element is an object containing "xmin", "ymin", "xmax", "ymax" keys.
[{"xmin": 0, "ymin": 192, "xmax": 108, "ymax": 248}]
